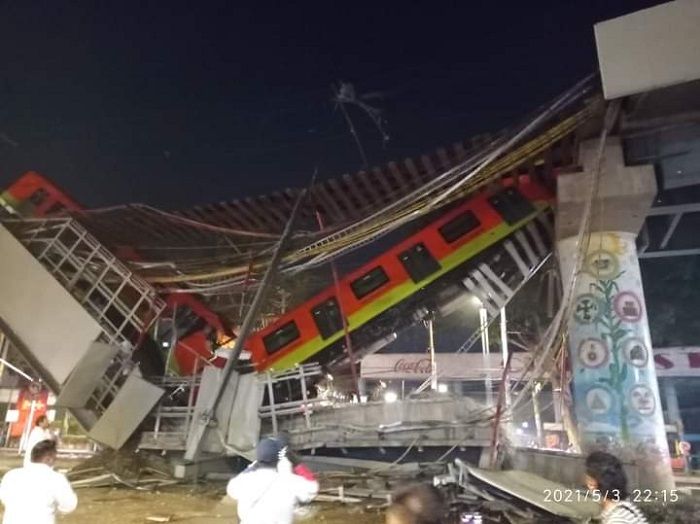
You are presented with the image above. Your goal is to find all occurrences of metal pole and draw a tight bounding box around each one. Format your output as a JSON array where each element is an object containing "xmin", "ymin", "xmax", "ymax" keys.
[
  {"xmin": 266, "ymin": 372, "xmax": 278, "ymax": 436},
  {"xmin": 532, "ymin": 382, "xmax": 544, "ymax": 447},
  {"xmin": 164, "ymin": 304, "xmax": 178, "ymax": 375},
  {"xmin": 184, "ymin": 185, "xmax": 308, "ymax": 462},
  {"xmin": 489, "ymin": 351, "xmax": 513, "ymax": 468},
  {"xmin": 315, "ymin": 211, "xmax": 359, "ymax": 394},
  {"xmin": 480, "ymin": 307, "xmax": 493, "ymax": 405},
  {"xmin": 0, "ymin": 333, "xmax": 7, "ymax": 384},
  {"xmin": 499, "ymin": 307, "xmax": 510, "ymax": 407},
  {"xmin": 427, "ymin": 319, "xmax": 437, "ymax": 391},
  {"xmin": 664, "ymin": 380, "xmax": 683, "ymax": 437},
  {"xmin": 299, "ymin": 366, "xmax": 310, "ymax": 429}
]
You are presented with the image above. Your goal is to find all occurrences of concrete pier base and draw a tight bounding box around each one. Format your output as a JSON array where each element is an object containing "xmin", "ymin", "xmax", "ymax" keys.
[{"xmin": 556, "ymin": 138, "xmax": 674, "ymax": 489}]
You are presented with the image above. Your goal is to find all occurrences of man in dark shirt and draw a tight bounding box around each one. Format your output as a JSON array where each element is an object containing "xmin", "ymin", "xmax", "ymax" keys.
[{"xmin": 584, "ymin": 451, "xmax": 648, "ymax": 524}]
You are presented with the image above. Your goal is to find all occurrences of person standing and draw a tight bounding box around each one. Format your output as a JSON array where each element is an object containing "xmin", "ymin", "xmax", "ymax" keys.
[
  {"xmin": 23, "ymin": 415, "xmax": 55, "ymax": 468},
  {"xmin": 584, "ymin": 451, "xmax": 649, "ymax": 523},
  {"xmin": 227, "ymin": 437, "xmax": 318, "ymax": 524},
  {"xmin": 0, "ymin": 439, "xmax": 77, "ymax": 524},
  {"xmin": 273, "ymin": 433, "xmax": 316, "ymax": 482}
]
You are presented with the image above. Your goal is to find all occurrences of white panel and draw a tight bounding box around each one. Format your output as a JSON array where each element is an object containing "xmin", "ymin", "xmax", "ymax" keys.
[
  {"xmin": 57, "ymin": 341, "xmax": 120, "ymax": 408},
  {"xmin": 654, "ymin": 347, "xmax": 700, "ymax": 377},
  {"xmin": 0, "ymin": 226, "xmax": 102, "ymax": 384},
  {"xmin": 360, "ymin": 353, "xmax": 533, "ymax": 381},
  {"xmin": 595, "ymin": 0, "xmax": 700, "ymax": 99},
  {"xmin": 88, "ymin": 370, "xmax": 163, "ymax": 448},
  {"xmin": 188, "ymin": 366, "xmax": 243, "ymax": 454},
  {"xmin": 479, "ymin": 263, "xmax": 513, "ymax": 298},
  {"xmin": 504, "ymin": 240, "xmax": 530, "ymax": 278},
  {"xmin": 226, "ymin": 373, "xmax": 264, "ymax": 455}
]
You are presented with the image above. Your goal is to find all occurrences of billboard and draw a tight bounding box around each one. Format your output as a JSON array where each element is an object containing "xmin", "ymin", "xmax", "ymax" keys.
[
  {"xmin": 360, "ymin": 352, "xmax": 533, "ymax": 381},
  {"xmin": 654, "ymin": 347, "xmax": 700, "ymax": 377}
]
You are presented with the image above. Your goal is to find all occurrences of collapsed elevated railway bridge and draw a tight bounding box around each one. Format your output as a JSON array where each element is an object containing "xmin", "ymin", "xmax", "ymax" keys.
[{"xmin": 1, "ymin": 3, "xmax": 700, "ymax": 490}]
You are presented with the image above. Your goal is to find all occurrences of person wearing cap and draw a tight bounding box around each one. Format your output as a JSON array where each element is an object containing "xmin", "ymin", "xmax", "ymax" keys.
[
  {"xmin": 227, "ymin": 437, "xmax": 319, "ymax": 524},
  {"xmin": 273, "ymin": 433, "xmax": 316, "ymax": 482}
]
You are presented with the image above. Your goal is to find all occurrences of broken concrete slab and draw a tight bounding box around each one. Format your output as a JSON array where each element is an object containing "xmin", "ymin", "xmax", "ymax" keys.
[{"xmin": 462, "ymin": 462, "xmax": 599, "ymax": 521}]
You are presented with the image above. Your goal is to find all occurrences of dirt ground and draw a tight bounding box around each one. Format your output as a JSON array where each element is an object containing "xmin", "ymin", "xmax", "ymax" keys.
[
  {"xmin": 0, "ymin": 453, "xmax": 383, "ymax": 523},
  {"xmin": 56, "ymin": 485, "xmax": 384, "ymax": 523}
]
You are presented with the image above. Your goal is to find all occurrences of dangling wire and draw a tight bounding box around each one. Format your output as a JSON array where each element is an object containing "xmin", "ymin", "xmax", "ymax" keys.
[{"xmin": 333, "ymin": 81, "xmax": 390, "ymax": 168}]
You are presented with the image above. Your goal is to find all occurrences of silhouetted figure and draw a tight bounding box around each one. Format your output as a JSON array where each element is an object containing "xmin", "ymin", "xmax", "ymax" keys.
[
  {"xmin": 584, "ymin": 451, "xmax": 648, "ymax": 523},
  {"xmin": 386, "ymin": 483, "xmax": 446, "ymax": 524}
]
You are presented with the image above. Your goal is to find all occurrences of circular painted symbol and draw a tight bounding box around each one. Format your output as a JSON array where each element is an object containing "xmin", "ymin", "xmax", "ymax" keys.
[
  {"xmin": 613, "ymin": 291, "xmax": 643, "ymax": 323},
  {"xmin": 578, "ymin": 338, "xmax": 609, "ymax": 368},
  {"xmin": 585, "ymin": 386, "xmax": 613, "ymax": 416},
  {"xmin": 585, "ymin": 249, "xmax": 620, "ymax": 280},
  {"xmin": 574, "ymin": 294, "xmax": 601, "ymax": 325},
  {"xmin": 622, "ymin": 338, "xmax": 649, "ymax": 368},
  {"xmin": 629, "ymin": 385, "xmax": 656, "ymax": 416}
]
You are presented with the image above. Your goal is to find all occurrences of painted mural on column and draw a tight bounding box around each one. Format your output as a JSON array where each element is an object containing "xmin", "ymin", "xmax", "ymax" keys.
[{"xmin": 558, "ymin": 232, "xmax": 671, "ymax": 484}]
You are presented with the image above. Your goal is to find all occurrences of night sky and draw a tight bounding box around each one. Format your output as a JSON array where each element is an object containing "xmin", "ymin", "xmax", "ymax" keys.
[{"xmin": 0, "ymin": 1, "xmax": 664, "ymax": 210}]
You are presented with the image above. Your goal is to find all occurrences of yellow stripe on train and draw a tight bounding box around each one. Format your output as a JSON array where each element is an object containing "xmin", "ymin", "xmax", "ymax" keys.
[{"xmin": 265, "ymin": 202, "xmax": 550, "ymax": 372}]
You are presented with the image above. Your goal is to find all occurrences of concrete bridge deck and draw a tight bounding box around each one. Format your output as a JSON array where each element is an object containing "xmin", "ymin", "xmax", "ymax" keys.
[{"xmin": 263, "ymin": 395, "xmax": 496, "ymax": 451}]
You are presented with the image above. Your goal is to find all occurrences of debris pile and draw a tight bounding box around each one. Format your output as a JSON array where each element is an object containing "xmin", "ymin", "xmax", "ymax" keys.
[
  {"xmin": 311, "ymin": 458, "xmax": 600, "ymax": 523},
  {"xmin": 66, "ymin": 448, "xmax": 177, "ymax": 490}
]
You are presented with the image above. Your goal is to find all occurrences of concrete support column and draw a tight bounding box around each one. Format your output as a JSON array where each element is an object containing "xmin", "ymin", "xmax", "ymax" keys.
[{"xmin": 557, "ymin": 138, "xmax": 673, "ymax": 490}]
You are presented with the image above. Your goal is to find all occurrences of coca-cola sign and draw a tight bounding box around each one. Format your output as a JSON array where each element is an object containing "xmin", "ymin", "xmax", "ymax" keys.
[
  {"xmin": 359, "ymin": 348, "xmax": 700, "ymax": 382},
  {"xmin": 361, "ymin": 353, "xmax": 530, "ymax": 381},
  {"xmin": 393, "ymin": 358, "xmax": 432, "ymax": 375}
]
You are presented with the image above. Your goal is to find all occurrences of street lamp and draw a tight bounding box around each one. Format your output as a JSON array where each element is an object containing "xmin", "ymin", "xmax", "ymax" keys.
[{"xmin": 384, "ymin": 391, "xmax": 398, "ymax": 403}]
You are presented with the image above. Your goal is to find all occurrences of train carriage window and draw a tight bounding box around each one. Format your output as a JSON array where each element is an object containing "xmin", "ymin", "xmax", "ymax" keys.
[
  {"xmin": 438, "ymin": 210, "xmax": 480, "ymax": 243},
  {"xmin": 488, "ymin": 187, "xmax": 535, "ymax": 225},
  {"xmin": 263, "ymin": 321, "xmax": 301, "ymax": 354},
  {"xmin": 350, "ymin": 266, "xmax": 389, "ymax": 299},
  {"xmin": 311, "ymin": 297, "xmax": 344, "ymax": 339},
  {"xmin": 398, "ymin": 243, "xmax": 441, "ymax": 283},
  {"xmin": 29, "ymin": 188, "xmax": 48, "ymax": 206}
]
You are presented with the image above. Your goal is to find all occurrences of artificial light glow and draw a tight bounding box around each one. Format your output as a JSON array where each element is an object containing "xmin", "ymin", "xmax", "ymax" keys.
[
  {"xmin": 326, "ymin": 373, "xmax": 334, "ymax": 381},
  {"xmin": 384, "ymin": 391, "xmax": 398, "ymax": 403},
  {"xmin": 437, "ymin": 383, "xmax": 448, "ymax": 394},
  {"xmin": 521, "ymin": 421, "xmax": 529, "ymax": 429},
  {"xmin": 161, "ymin": 341, "xmax": 170, "ymax": 348},
  {"xmin": 470, "ymin": 295, "xmax": 482, "ymax": 307},
  {"xmin": 515, "ymin": 428, "xmax": 524, "ymax": 436}
]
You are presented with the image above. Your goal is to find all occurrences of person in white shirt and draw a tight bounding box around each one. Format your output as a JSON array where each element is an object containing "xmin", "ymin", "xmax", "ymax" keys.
[
  {"xmin": 23, "ymin": 415, "xmax": 55, "ymax": 468},
  {"xmin": 0, "ymin": 439, "xmax": 77, "ymax": 524},
  {"xmin": 227, "ymin": 437, "xmax": 318, "ymax": 524}
]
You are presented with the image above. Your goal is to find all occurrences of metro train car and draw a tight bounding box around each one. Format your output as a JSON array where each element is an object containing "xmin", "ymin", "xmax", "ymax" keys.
[
  {"xmin": 0, "ymin": 171, "xmax": 81, "ymax": 217},
  {"xmin": 4, "ymin": 170, "xmax": 555, "ymax": 380},
  {"xmin": 245, "ymin": 175, "xmax": 554, "ymax": 373},
  {"xmin": 1, "ymin": 171, "xmax": 231, "ymax": 376}
]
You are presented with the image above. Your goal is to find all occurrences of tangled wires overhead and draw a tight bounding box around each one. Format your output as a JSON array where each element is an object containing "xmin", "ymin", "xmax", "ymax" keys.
[{"xmin": 333, "ymin": 81, "xmax": 390, "ymax": 166}]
